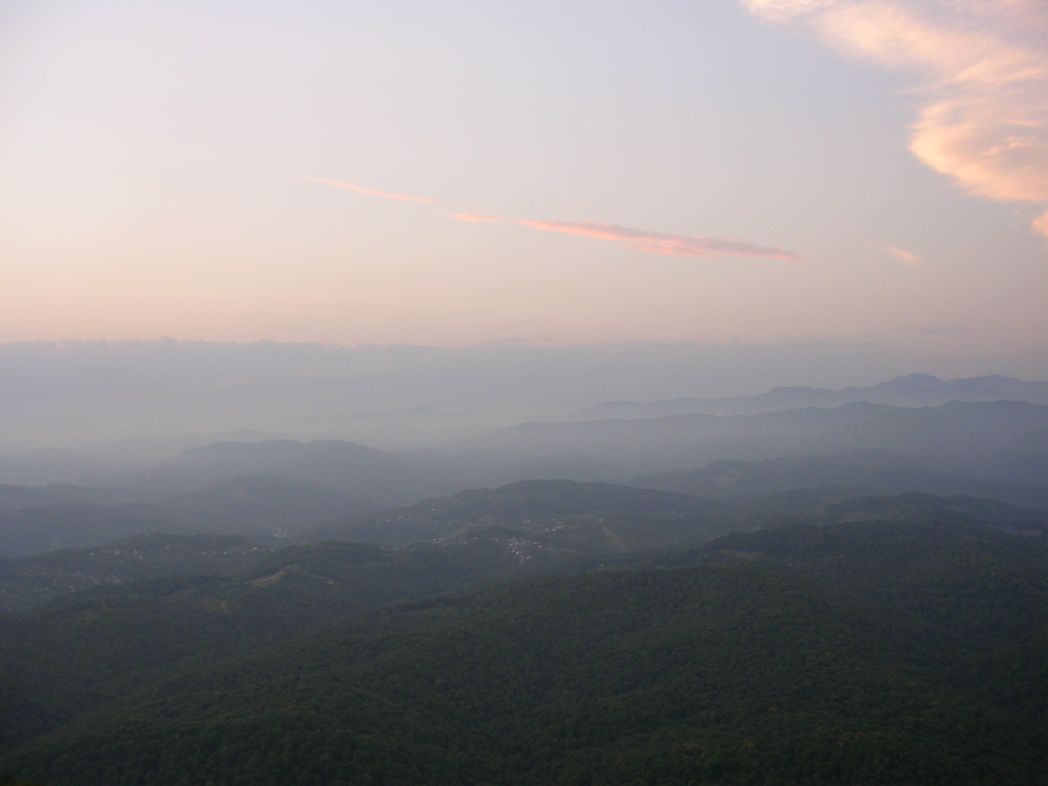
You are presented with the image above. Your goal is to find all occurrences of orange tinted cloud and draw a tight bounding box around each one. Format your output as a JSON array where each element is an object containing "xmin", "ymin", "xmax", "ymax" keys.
[
  {"xmin": 744, "ymin": 0, "xmax": 1048, "ymax": 239},
  {"xmin": 1033, "ymin": 210, "xmax": 1048, "ymax": 239},
  {"xmin": 317, "ymin": 191, "xmax": 798, "ymax": 260},
  {"xmin": 303, "ymin": 176, "xmax": 437, "ymax": 205},
  {"xmin": 450, "ymin": 213, "xmax": 799, "ymax": 260},
  {"xmin": 448, "ymin": 212, "xmax": 502, "ymax": 223},
  {"xmin": 512, "ymin": 219, "xmax": 800, "ymax": 260},
  {"xmin": 885, "ymin": 245, "xmax": 922, "ymax": 265}
]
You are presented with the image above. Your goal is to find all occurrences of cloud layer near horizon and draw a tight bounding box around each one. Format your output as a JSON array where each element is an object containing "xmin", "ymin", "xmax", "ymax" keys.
[
  {"xmin": 305, "ymin": 179, "xmax": 799, "ymax": 261},
  {"xmin": 744, "ymin": 0, "xmax": 1048, "ymax": 239}
]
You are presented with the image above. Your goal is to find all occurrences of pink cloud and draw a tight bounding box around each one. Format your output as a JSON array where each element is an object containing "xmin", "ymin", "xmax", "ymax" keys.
[
  {"xmin": 450, "ymin": 214, "xmax": 799, "ymax": 260},
  {"xmin": 448, "ymin": 212, "xmax": 503, "ymax": 224},
  {"xmin": 314, "ymin": 189, "xmax": 799, "ymax": 261},
  {"xmin": 885, "ymin": 245, "xmax": 922, "ymax": 265},
  {"xmin": 303, "ymin": 177, "xmax": 437, "ymax": 205},
  {"xmin": 744, "ymin": 0, "xmax": 1048, "ymax": 240},
  {"xmin": 513, "ymin": 219, "xmax": 800, "ymax": 260},
  {"xmin": 1033, "ymin": 210, "xmax": 1048, "ymax": 239}
]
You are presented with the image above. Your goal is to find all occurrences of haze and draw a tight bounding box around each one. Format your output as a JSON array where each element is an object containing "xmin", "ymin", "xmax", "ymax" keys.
[{"xmin": 2, "ymin": 5, "xmax": 1048, "ymax": 785}]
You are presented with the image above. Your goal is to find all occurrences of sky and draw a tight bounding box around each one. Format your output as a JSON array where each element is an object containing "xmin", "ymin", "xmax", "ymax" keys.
[{"xmin": 1, "ymin": 0, "xmax": 1047, "ymax": 352}]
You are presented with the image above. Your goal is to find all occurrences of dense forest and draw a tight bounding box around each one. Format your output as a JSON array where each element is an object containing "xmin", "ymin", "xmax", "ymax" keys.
[{"xmin": 2, "ymin": 503, "xmax": 1046, "ymax": 784}]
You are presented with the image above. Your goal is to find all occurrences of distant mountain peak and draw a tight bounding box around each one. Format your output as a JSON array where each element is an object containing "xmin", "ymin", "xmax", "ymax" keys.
[
  {"xmin": 571, "ymin": 372, "xmax": 1047, "ymax": 421},
  {"xmin": 889, "ymin": 372, "xmax": 942, "ymax": 384}
]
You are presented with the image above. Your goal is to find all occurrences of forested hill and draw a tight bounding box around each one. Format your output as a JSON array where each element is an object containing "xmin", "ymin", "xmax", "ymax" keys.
[
  {"xmin": 2, "ymin": 514, "xmax": 1046, "ymax": 785},
  {"xmin": 632, "ymin": 451, "xmax": 1048, "ymax": 508},
  {"xmin": 312, "ymin": 479, "xmax": 1048, "ymax": 552},
  {"xmin": 310, "ymin": 479, "xmax": 737, "ymax": 548},
  {"xmin": 2, "ymin": 484, "xmax": 1043, "ymax": 616},
  {"xmin": 0, "ymin": 533, "xmax": 267, "ymax": 612}
]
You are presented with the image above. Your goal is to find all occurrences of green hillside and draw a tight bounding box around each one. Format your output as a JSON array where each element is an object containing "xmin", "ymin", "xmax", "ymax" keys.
[
  {"xmin": 313, "ymin": 479, "xmax": 759, "ymax": 550},
  {"xmin": 0, "ymin": 533, "xmax": 267, "ymax": 612},
  {"xmin": 2, "ymin": 512, "xmax": 1046, "ymax": 785}
]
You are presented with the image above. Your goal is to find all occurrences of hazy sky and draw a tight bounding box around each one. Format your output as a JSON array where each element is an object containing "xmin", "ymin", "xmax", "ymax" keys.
[{"xmin": 2, "ymin": 0, "xmax": 1046, "ymax": 351}]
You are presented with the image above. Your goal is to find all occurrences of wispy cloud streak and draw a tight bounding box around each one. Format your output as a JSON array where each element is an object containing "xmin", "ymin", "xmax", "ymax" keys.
[
  {"xmin": 743, "ymin": 0, "xmax": 1048, "ymax": 239},
  {"xmin": 308, "ymin": 182, "xmax": 799, "ymax": 261},
  {"xmin": 453, "ymin": 213, "xmax": 800, "ymax": 260},
  {"xmin": 1033, "ymin": 210, "xmax": 1048, "ymax": 239},
  {"xmin": 303, "ymin": 177, "xmax": 437, "ymax": 205},
  {"xmin": 885, "ymin": 245, "xmax": 922, "ymax": 265}
]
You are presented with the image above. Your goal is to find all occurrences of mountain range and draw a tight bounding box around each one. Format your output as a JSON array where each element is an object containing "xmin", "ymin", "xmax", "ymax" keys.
[
  {"xmin": 572, "ymin": 373, "xmax": 1048, "ymax": 419},
  {"xmin": 632, "ymin": 451, "xmax": 1048, "ymax": 508},
  {"xmin": 462, "ymin": 400, "xmax": 1048, "ymax": 482}
]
